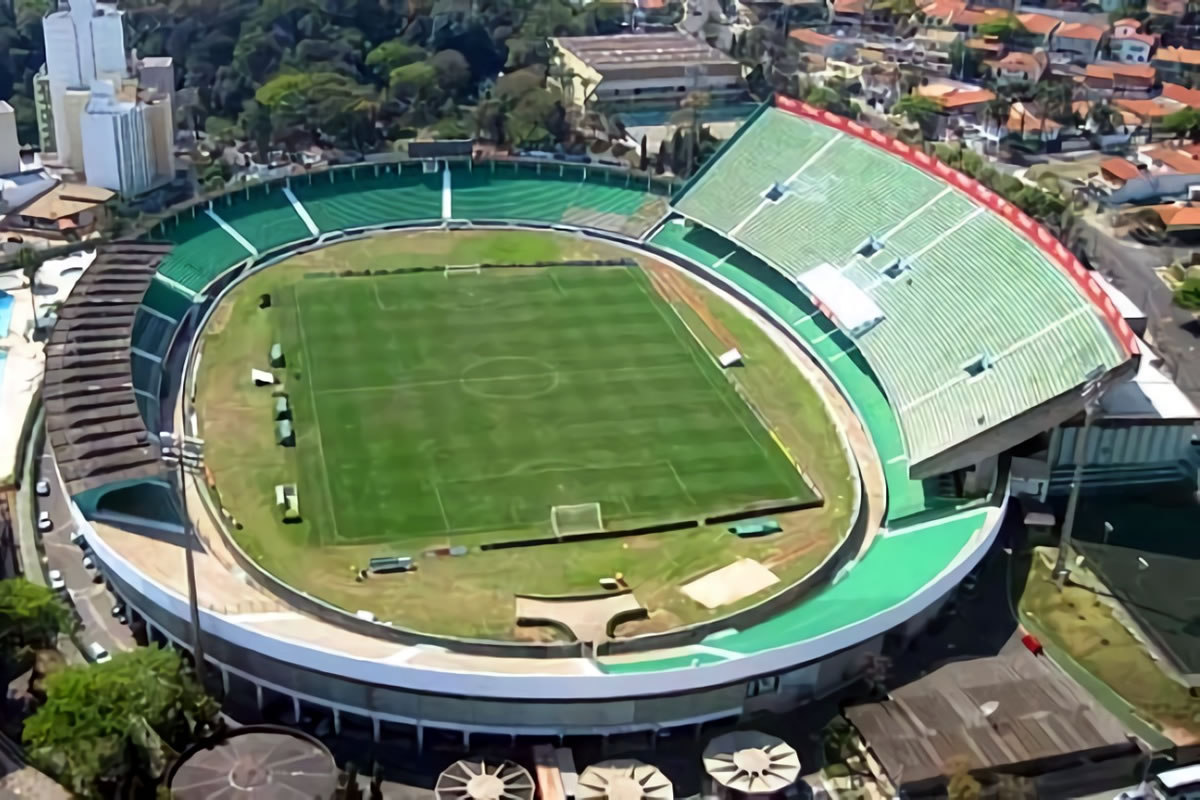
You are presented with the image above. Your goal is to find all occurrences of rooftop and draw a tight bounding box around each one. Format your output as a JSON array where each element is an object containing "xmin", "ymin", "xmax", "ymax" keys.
[
  {"xmin": 1163, "ymin": 82, "xmax": 1200, "ymax": 108},
  {"xmin": 1150, "ymin": 202, "xmax": 1200, "ymax": 228},
  {"xmin": 916, "ymin": 83, "xmax": 996, "ymax": 108},
  {"xmin": 1017, "ymin": 12, "xmax": 1062, "ymax": 36},
  {"xmin": 1054, "ymin": 22, "xmax": 1106, "ymax": 41},
  {"xmin": 988, "ymin": 50, "xmax": 1047, "ymax": 77},
  {"xmin": 1155, "ymin": 46, "xmax": 1200, "ymax": 65},
  {"xmin": 790, "ymin": 28, "xmax": 839, "ymax": 47},
  {"xmin": 1087, "ymin": 61, "xmax": 1157, "ymax": 81},
  {"xmin": 552, "ymin": 33, "xmax": 738, "ymax": 71},
  {"xmin": 1100, "ymin": 157, "xmax": 1141, "ymax": 182},
  {"xmin": 1145, "ymin": 146, "xmax": 1200, "ymax": 174},
  {"xmin": 13, "ymin": 183, "xmax": 114, "ymax": 221},
  {"xmin": 845, "ymin": 644, "xmax": 1134, "ymax": 786}
]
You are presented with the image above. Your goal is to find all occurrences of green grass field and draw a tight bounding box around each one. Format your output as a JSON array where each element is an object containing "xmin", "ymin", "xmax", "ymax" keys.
[
  {"xmin": 279, "ymin": 264, "xmax": 813, "ymax": 544},
  {"xmin": 197, "ymin": 231, "xmax": 851, "ymax": 638}
]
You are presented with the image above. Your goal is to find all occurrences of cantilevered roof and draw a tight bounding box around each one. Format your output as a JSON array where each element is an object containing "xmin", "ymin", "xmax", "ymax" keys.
[
  {"xmin": 45, "ymin": 241, "xmax": 170, "ymax": 496},
  {"xmin": 671, "ymin": 98, "xmax": 1135, "ymax": 475}
]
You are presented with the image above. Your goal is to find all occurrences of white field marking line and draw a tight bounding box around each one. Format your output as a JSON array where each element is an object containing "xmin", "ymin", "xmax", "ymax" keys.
[
  {"xmin": 897, "ymin": 305, "xmax": 1092, "ymax": 415},
  {"xmin": 283, "ymin": 185, "xmax": 320, "ymax": 237},
  {"xmin": 370, "ymin": 278, "xmax": 396, "ymax": 311},
  {"xmin": 293, "ymin": 291, "xmax": 342, "ymax": 543},
  {"xmin": 887, "ymin": 454, "xmax": 908, "ymax": 465},
  {"xmin": 436, "ymin": 459, "xmax": 676, "ymax": 486},
  {"xmin": 628, "ymin": 267, "xmax": 789, "ymax": 488},
  {"xmin": 666, "ymin": 459, "xmax": 696, "ymax": 505},
  {"xmin": 431, "ymin": 483, "xmax": 452, "ymax": 532},
  {"xmin": 313, "ymin": 361, "xmax": 692, "ymax": 396},
  {"xmin": 881, "ymin": 186, "xmax": 953, "ymax": 240},
  {"xmin": 548, "ymin": 269, "xmax": 567, "ymax": 296}
]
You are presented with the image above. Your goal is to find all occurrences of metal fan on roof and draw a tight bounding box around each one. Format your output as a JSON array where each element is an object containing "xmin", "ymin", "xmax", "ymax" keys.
[
  {"xmin": 576, "ymin": 760, "xmax": 674, "ymax": 800},
  {"xmin": 702, "ymin": 731, "xmax": 801, "ymax": 798},
  {"xmin": 435, "ymin": 759, "xmax": 535, "ymax": 800}
]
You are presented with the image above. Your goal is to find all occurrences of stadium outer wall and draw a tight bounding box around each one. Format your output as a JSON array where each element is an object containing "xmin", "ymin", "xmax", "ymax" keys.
[{"xmin": 50, "ymin": 214, "xmax": 1008, "ymax": 741}]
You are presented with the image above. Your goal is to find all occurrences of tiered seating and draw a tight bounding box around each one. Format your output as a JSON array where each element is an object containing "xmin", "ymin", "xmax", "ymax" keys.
[
  {"xmin": 676, "ymin": 104, "xmax": 839, "ymax": 230},
  {"xmin": 291, "ymin": 165, "xmax": 443, "ymax": 232},
  {"xmin": 213, "ymin": 184, "xmax": 311, "ymax": 253},
  {"xmin": 131, "ymin": 310, "xmax": 177, "ymax": 359},
  {"xmin": 141, "ymin": 278, "xmax": 193, "ymax": 321},
  {"xmin": 669, "ymin": 102, "xmax": 1130, "ymax": 470},
  {"xmin": 450, "ymin": 162, "xmax": 578, "ymax": 222},
  {"xmin": 155, "ymin": 211, "xmax": 251, "ymax": 292}
]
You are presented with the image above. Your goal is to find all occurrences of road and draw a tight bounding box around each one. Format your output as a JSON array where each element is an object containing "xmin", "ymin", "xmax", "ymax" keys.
[
  {"xmin": 35, "ymin": 450, "xmax": 135, "ymax": 658},
  {"xmin": 1078, "ymin": 218, "xmax": 1200, "ymax": 407}
]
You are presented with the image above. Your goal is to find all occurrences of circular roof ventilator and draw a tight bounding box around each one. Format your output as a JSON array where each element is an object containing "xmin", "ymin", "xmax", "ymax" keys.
[
  {"xmin": 435, "ymin": 759, "xmax": 535, "ymax": 800},
  {"xmin": 577, "ymin": 760, "xmax": 673, "ymax": 800},
  {"xmin": 167, "ymin": 726, "xmax": 338, "ymax": 800},
  {"xmin": 702, "ymin": 731, "xmax": 801, "ymax": 796}
]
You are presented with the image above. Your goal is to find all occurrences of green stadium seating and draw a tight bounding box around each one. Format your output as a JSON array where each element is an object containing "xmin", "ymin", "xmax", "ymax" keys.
[
  {"xmin": 155, "ymin": 210, "xmax": 251, "ymax": 292},
  {"xmin": 131, "ymin": 310, "xmax": 179, "ymax": 360},
  {"xmin": 141, "ymin": 278, "xmax": 193, "ymax": 321},
  {"xmin": 671, "ymin": 105, "xmax": 1128, "ymax": 469},
  {"xmin": 212, "ymin": 183, "xmax": 312, "ymax": 253},
  {"xmin": 291, "ymin": 164, "xmax": 443, "ymax": 232}
]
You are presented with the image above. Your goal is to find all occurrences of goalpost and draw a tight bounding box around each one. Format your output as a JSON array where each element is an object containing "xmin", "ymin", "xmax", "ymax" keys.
[
  {"xmin": 443, "ymin": 263, "xmax": 483, "ymax": 278},
  {"xmin": 551, "ymin": 503, "xmax": 604, "ymax": 538}
]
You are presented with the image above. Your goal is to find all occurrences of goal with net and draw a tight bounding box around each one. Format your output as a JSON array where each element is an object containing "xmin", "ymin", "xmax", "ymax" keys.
[
  {"xmin": 551, "ymin": 503, "xmax": 603, "ymax": 538},
  {"xmin": 444, "ymin": 263, "xmax": 483, "ymax": 278}
]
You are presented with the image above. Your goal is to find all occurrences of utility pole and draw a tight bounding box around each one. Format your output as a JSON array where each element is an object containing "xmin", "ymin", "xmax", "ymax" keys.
[
  {"xmin": 160, "ymin": 430, "xmax": 208, "ymax": 690},
  {"xmin": 1053, "ymin": 377, "xmax": 1104, "ymax": 590}
]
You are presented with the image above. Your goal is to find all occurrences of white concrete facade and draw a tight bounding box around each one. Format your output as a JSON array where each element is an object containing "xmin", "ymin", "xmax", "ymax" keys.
[
  {"xmin": 0, "ymin": 101, "xmax": 19, "ymax": 176},
  {"xmin": 81, "ymin": 83, "xmax": 153, "ymax": 196}
]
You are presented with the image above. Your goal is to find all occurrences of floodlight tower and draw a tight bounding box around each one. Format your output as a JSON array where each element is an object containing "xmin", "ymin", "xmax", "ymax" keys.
[
  {"xmin": 1053, "ymin": 376, "xmax": 1105, "ymax": 590},
  {"xmin": 160, "ymin": 430, "xmax": 208, "ymax": 690}
]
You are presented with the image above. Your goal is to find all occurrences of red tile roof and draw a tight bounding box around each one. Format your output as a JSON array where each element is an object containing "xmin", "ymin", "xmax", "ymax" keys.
[
  {"xmin": 790, "ymin": 28, "xmax": 837, "ymax": 47},
  {"xmin": 1147, "ymin": 147, "xmax": 1200, "ymax": 174},
  {"xmin": 1114, "ymin": 98, "xmax": 1175, "ymax": 118},
  {"xmin": 1155, "ymin": 46, "xmax": 1200, "ymax": 65},
  {"xmin": 1087, "ymin": 62, "xmax": 1157, "ymax": 81},
  {"xmin": 1152, "ymin": 204, "xmax": 1200, "ymax": 227},
  {"xmin": 1101, "ymin": 158, "xmax": 1141, "ymax": 181},
  {"xmin": 1055, "ymin": 22, "xmax": 1106, "ymax": 41},
  {"xmin": 1163, "ymin": 82, "xmax": 1200, "ymax": 108},
  {"xmin": 1017, "ymin": 12, "xmax": 1061, "ymax": 36}
]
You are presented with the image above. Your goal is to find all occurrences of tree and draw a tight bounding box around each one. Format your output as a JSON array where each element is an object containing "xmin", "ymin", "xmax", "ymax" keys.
[
  {"xmin": 1088, "ymin": 102, "xmax": 1125, "ymax": 136},
  {"xmin": 945, "ymin": 756, "xmax": 982, "ymax": 800},
  {"xmin": 1163, "ymin": 107, "xmax": 1200, "ymax": 141},
  {"xmin": 893, "ymin": 93, "xmax": 940, "ymax": 129},
  {"xmin": 430, "ymin": 49, "xmax": 471, "ymax": 97},
  {"xmin": 365, "ymin": 40, "xmax": 426, "ymax": 82},
  {"xmin": 976, "ymin": 13, "xmax": 1024, "ymax": 41},
  {"xmin": 984, "ymin": 96, "xmax": 1013, "ymax": 134},
  {"xmin": 14, "ymin": 247, "xmax": 43, "ymax": 329},
  {"xmin": 24, "ymin": 646, "xmax": 218, "ymax": 798},
  {"xmin": 1175, "ymin": 276, "xmax": 1200, "ymax": 310},
  {"xmin": 949, "ymin": 39, "xmax": 980, "ymax": 81},
  {"xmin": 0, "ymin": 578, "xmax": 70, "ymax": 658},
  {"xmin": 821, "ymin": 717, "xmax": 860, "ymax": 768}
]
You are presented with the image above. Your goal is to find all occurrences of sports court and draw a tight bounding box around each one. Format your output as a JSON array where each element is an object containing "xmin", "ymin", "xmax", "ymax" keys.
[{"xmin": 276, "ymin": 264, "xmax": 815, "ymax": 545}]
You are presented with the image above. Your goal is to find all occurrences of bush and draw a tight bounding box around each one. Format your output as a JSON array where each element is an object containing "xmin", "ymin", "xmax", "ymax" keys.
[
  {"xmin": 1175, "ymin": 277, "xmax": 1200, "ymax": 310},
  {"xmin": 824, "ymin": 763, "xmax": 850, "ymax": 778}
]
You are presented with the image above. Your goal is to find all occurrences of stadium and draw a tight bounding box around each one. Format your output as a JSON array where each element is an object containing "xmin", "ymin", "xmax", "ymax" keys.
[{"xmin": 41, "ymin": 96, "xmax": 1139, "ymax": 742}]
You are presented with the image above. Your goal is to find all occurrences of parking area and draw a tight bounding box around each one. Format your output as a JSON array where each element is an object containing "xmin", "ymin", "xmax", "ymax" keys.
[{"xmin": 34, "ymin": 449, "xmax": 136, "ymax": 661}]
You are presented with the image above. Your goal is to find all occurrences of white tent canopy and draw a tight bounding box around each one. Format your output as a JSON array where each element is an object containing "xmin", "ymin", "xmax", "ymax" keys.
[{"xmin": 795, "ymin": 263, "xmax": 884, "ymax": 337}]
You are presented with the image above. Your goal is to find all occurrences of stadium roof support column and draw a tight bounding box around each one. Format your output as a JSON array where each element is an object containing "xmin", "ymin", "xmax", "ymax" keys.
[{"xmin": 795, "ymin": 264, "xmax": 884, "ymax": 337}]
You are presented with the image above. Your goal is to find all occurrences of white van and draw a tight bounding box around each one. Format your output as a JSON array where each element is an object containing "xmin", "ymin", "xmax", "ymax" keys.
[{"xmin": 87, "ymin": 642, "xmax": 112, "ymax": 663}]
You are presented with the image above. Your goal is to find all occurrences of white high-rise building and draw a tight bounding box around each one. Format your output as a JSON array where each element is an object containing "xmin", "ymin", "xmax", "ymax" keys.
[
  {"xmin": 0, "ymin": 101, "xmax": 19, "ymax": 176},
  {"xmin": 43, "ymin": 0, "xmax": 126, "ymax": 166},
  {"xmin": 80, "ymin": 82, "xmax": 153, "ymax": 196}
]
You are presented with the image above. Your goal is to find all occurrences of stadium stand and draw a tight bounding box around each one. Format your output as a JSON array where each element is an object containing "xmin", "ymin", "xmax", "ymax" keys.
[
  {"xmin": 44, "ymin": 243, "xmax": 170, "ymax": 508},
  {"xmin": 672, "ymin": 99, "xmax": 1135, "ymax": 476},
  {"xmin": 290, "ymin": 163, "xmax": 444, "ymax": 232},
  {"xmin": 141, "ymin": 278, "xmax": 194, "ymax": 322},
  {"xmin": 449, "ymin": 161, "xmax": 669, "ymax": 236},
  {"xmin": 211, "ymin": 183, "xmax": 312, "ymax": 253},
  {"xmin": 154, "ymin": 210, "xmax": 251, "ymax": 292}
]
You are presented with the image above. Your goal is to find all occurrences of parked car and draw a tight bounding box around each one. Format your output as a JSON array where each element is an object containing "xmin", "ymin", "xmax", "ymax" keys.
[
  {"xmin": 37, "ymin": 511, "xmax": 52, "ymax": 532},
  {"xmin": 48, "ymin": 569, "xmax": 65, "ymax": 591},
  {"xmin": 82, "ymin": 554, "xmax": 95, "ymax": 571},
  {"xmin": 87, "ymin": 642, "xmax": 112, "ymax": 663},
  {"xmin": 111, "ymin": 602, "xmax": 124, "ymax": 618},
  {"xmin": 35, "ymin": 479, "xmax": 50, "ymax": 496}
]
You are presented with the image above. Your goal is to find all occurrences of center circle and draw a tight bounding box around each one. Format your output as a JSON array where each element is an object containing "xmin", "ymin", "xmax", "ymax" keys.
[
  {"xmin": 459, "ymin": 356, "xmax": 558, "ymax": 399},
  {"xmin": 466, "ymin": 773, "xmax": 507, "ymax": 800},
  {"xmin": 732, "ymin": 748, "xmax": 770, "ymax": 774}
]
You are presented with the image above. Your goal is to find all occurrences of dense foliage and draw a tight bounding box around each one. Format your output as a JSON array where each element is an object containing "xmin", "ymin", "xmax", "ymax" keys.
[
  {"xmin": 0, "ymin": 0, "xmax": 632, "ymax": 152},
  {"xmin": 0, "ymin": 577, "xmax": 71, "ymax": 660},
  {"xmin": 23, "ymin": 645, "xmax": 219, "ymax": 798}
]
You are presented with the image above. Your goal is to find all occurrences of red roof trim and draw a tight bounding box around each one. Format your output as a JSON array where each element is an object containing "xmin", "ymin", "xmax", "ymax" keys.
[{"xmin": 772, "ymin": 95, "xmax": 1138, "ymax": 356}]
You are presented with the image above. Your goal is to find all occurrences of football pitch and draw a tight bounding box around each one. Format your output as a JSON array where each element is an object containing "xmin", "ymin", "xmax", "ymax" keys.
[{"xmin": 275, "ymin": 264, "xmax": 816, "ymax": 544}]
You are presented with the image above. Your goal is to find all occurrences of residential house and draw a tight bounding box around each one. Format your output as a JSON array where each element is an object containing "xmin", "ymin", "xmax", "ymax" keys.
[
  {"xmin": 915, "ymin": 80, "xmax": 996, "ymax": 136},
  {"xmin": 965, "ymin": 35, "xmax": 1005, "ymax": 59},
  {"xmin": 1147, "ymin": 203, "xmax": 1200, "ymax": 237},
  {"xmin": 1162, "ymin": 82, "xmax": 1200, "ymax": 108},
  {"xmin": 1007, "ymin": 100, "xmax": 1062, "ymax": 141},
  {"xmin": 1098, "ymin": 156, "xmax": 1142, "ymax": 188},
  {"xmin": 1113, "ymin": 84, "xmax": 1200, "ymax": 125},
  {"xmin": 1015, "ymin": 12, "xmax": 1061, "ymax": 48},
  {"xmin": 1085, "ymin": 62, "xmax": 1157, "ymax": 93},
  {"xmin": 914, "ymin": 27, "xmax": 962, "ymax": 73},
  {"xmin": 1051, "ymin": 22, "xmax": 1106, "ymax": 64},
  {"xmin": 1147, "ymin": 0, "xmax": 1186, "ymax": 19},
  {"xmin": 789, "ymin": 28, "xmax": 856, "ymax": 59},
  {"xmin": 1109, "ymin": 18, "xmax": 1156, "ymax": 65},
  {"xmin": 1153, "ymin": 47, "xmax": 1200, "ymax": 85},
  {"xmin": 1142, "ymin": 145, "xmax": 1200, "ymax": 176},
  {"xmin": 986, "ymin": 49, "xmax": 1049, "ymax": 83},
  {"xmin": 920, "ymin": 0, "xmax": 1002, "ymax": 31},
  {"xmin": 3, "ymin": 182, "xmax": 113, "ymax": 238}
]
